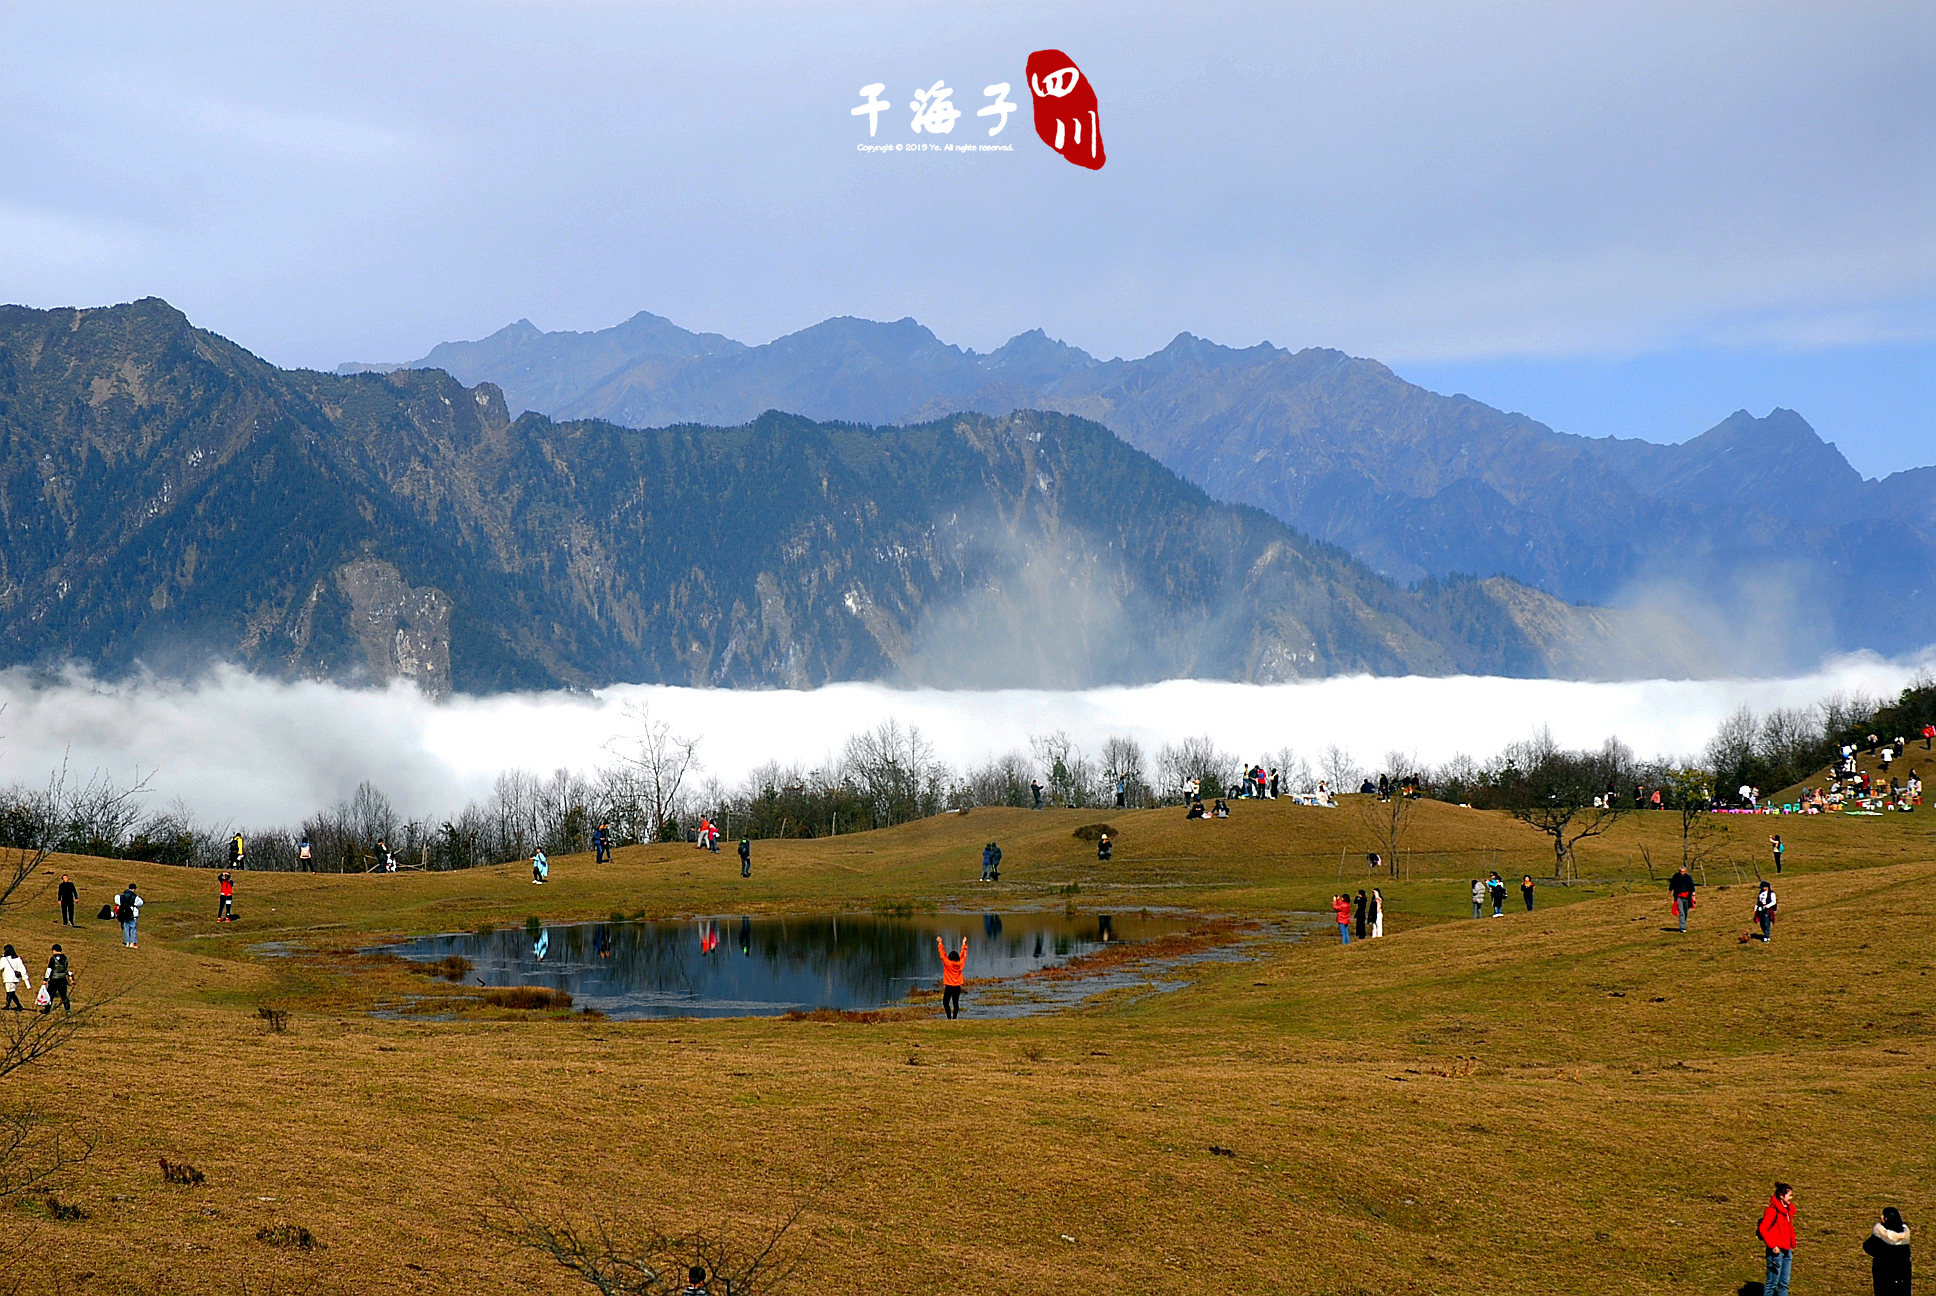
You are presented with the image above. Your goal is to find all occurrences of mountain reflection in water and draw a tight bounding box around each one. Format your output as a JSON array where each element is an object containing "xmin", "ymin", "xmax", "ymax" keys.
[{"xmin": 392, "ymin": 911, "xmax": 1185, "ymax": 1019}]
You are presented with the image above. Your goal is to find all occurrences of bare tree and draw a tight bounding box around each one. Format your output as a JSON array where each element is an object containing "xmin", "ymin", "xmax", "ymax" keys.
[
  {"xmin": 1028, "ymin": 730, "xmax": 1095, "ymax": 808},
  {"xmin": 1319, "ymin": 744, "xmax": 1362, "ymax": 796},
  {"xmin": 1, "ymin": 758, "xmax": 151, "ymax": 911},
  {"xmin": 1351, "ymin": 786, "xmax": 1417, "ymax": 879},
  {"xmin": 1663, "ymin": 766, "xmax": 1726, "ymax": 876},
  {"xmin": 1156, "ymin": 735, "xmax": 1233, "ymax": 802},
  {"xmin": 1487, "ymin": 730, "xmax": 1631, "ymax": 878},
  {"xmin": 607, "ymin": 703, "xmax": 702, "ymax": 843},
  {"xmin": 1099, "ymin": 736, "xmax": 1147, "ymax": 808},
  {"xmin": 486, "ymin": 1189, "xmax": 806, "ymax": 1296}
]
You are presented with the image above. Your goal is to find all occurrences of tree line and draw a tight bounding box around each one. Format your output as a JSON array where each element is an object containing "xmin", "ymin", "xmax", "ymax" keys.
[{"xmin": 4, "ymin": 676, "xmax": 1930, "ymax": 874}]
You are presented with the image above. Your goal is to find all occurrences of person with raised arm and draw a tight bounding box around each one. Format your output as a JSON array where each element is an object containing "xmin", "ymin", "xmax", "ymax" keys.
[{"xmin": 936, "ymin": 936, "xmax": 968, "ymax": 1019}]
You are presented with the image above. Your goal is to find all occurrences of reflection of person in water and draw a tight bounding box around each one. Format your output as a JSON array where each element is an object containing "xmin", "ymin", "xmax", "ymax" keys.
[
  {"xmin": 699, "ymin": 920, "xmax": 718, "ymax": 955},
  {"xmin": 937, "ymin": 936, "xmax": 968, "ymax": 1019},
  {"xmin": 739, "ymin": 915, "xmax": 751, "ymax": 956}
]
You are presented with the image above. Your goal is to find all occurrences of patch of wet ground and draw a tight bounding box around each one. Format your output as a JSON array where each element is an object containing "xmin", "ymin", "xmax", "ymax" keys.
[{"xmin": 955, "ymin": 917, "xmax": 1318, "ymax": 1018}]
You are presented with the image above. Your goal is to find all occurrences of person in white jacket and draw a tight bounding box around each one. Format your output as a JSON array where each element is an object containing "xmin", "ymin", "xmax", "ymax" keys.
[{"xmin": 0, "ymin": 945, "xmax": 29, "ymax": 1011}]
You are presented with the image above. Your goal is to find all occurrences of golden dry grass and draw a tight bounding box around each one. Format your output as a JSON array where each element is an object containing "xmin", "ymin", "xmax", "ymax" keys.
[{"xmin": 5, "ymin": 798, "xmax": 1932, "ymax": 1294}]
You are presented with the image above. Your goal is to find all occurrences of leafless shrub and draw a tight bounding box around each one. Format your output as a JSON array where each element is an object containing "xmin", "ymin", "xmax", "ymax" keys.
[
  {"xmin": 159, "ymin": 1158, "xmax": 205, "ymax": 1186},
  {"xmin": 485, "ymin": 1187, "xmax": 806, "ymax": 1295},
  {"xmin": 256, "ymin": 1223, "xmax": 319, "ymax": 1249}
]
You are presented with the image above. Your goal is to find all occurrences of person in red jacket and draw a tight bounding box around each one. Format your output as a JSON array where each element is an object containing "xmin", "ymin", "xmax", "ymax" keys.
[
  {"xmin": 936, "ymin": 937, "xmax": 967, "ymax": 1019},
  {"xmin": 1331, "ymin": 894, "xmax": 1352, "ymax": 945},
  {"xmin": 1758, "ymin": 1182, "xmax": 1796, "ymax": 1296}
]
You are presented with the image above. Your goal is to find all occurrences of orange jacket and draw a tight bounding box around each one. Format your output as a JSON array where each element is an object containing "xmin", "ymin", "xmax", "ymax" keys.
[
  {"xmin": 1332, "ymin": 897, "xmax": 1351, "ymax": 925},
  {"xmin": 937, "ymin": 937, "xmax": 966, "ymax": 986}
]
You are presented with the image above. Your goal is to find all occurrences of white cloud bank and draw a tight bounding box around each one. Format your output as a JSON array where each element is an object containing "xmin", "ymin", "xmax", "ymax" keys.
[{"xmin": 2, "ymin": 654, "xmax": 1928, "ymax": 828}]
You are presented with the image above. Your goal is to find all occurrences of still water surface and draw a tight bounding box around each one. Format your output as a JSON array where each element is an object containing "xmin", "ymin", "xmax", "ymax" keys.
[{"xmin": 393, "ymin": 911, "xmax": 1185, "ymax": 1018}]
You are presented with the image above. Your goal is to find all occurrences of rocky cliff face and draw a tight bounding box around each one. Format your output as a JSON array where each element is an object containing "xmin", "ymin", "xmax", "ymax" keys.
[{"xmin": 2, "ymin": 299, "xmax": 1712, "ymax": 691}]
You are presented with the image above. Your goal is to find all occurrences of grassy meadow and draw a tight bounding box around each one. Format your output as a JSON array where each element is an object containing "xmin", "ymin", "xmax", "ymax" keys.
[{"xmin": 4, "ymin": 794, "xmax": 1931, "ymax": 1294}]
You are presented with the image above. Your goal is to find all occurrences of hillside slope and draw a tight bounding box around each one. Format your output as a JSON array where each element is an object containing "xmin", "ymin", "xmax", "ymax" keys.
[
  {"xmin": 386, "ymin": 313, "xmax": 1936, "ymax": 666},
  {"xmin": 2, "ymin": 300, "xmax": 1707, "ymax": 692}
]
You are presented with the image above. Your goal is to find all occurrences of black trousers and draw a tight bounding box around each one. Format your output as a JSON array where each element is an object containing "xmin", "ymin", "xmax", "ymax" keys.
[
  {"xmin": 218, "ymin": 896, "xmax": 232, "ymax": 919},
  {"xmin": 942, "ymin": 985, "xmax": 961, "ymax": 1019},
  {"xmin": 60, "ymin": 898, "xmax": 75, "ymax": 925}
]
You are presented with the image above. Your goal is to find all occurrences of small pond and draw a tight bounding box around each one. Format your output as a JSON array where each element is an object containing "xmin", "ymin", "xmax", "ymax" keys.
[{"xmin": 390, "ymin": 911, "xmax": 1188, "ymax": 1018}]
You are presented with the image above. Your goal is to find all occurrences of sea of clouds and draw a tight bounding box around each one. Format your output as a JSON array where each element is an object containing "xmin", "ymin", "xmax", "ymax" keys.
[{"xmin": 1, "ymin": 652, "xmax": 1928, "ymax": 828}]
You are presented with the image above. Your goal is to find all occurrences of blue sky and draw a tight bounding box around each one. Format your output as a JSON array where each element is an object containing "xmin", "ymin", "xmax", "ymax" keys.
[{"xmin": 1, "ymin": 1, "xmax": 1930, "ymax": 475}]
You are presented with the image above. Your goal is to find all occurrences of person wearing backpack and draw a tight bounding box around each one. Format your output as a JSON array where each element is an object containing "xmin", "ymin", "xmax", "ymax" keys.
[
  {"xmin": 228, "ymin": 831, "xmax": 245, "ymax": 869},
  {"xmin": 1, "ymin": 945, "xmax": 30, "ymax": 1011},
  {"xmin": 1758, "ymin": 1182, "xmax": 1796, "ymax": 1296},
  {"xmin": 1486, "ymin": 873, "xmax": 1508, "ymax": 917},
  {"xmin": 115, "ymin": 884, "xmax": 143, "ymax": 947},
  {"xmin": 41, "ymin": 944, "xmax": 72, "ymax": 1015}
]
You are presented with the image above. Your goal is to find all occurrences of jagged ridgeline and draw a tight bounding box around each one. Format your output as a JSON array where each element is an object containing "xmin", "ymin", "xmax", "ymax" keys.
[{"xmin": 0, "ymin": 299, "xmax": 1705, "ymax": 693}]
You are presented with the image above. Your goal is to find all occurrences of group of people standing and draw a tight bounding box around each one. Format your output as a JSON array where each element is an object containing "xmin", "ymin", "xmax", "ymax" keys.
[
  {"xmin": 1469, "ymin": 873, "xmax": 1534, "ymax": 918},
  {"xmin": 1330, "ymin": 888, "xmax": 1385, "ymax": 944}
]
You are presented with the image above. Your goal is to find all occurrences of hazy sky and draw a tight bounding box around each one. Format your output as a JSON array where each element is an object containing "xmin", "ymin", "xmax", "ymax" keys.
[{"xmin": 2, "ymin": 2, "xmax": 1930, "ymax": 473}]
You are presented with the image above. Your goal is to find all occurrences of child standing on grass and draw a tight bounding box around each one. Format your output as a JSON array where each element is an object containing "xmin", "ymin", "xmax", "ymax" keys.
[
  {"xmin": 1470, "ymin": 879, "xmax": 1484, "ymax": 919},
  {"xmin": 1759, "ymin": 1183, "xmax": 1796, "ymax": 1296},
  {"xmin": 1754, "ymin": 881, "xmax": 1777, "ymax": 942},
  {"xmin": 217, "ymin": 871, "xmax": 234, "ymax": 922},
  {"xmin": 1, "ymin": 945, "xmax": 29, "ymax": 1011},
  {"xmin": 1521, "ymin": 874, "xmax": 1535, "ymax": 911},
  {"xmin": 1332, "ymin": 894, "xmax": 1352, "ymax": 944},
  {"xmin": 936, "ymin": 937, "xmax": 967, "ymax": 1018}
]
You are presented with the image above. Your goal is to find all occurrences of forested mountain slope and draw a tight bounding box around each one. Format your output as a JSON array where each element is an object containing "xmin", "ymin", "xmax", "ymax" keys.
[{"xmin": 0, "ymin": 300, "xmax": 1709, "ymax": 692}]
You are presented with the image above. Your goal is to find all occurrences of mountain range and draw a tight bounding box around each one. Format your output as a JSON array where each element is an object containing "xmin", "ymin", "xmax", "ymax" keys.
[
  {"xmin": 0, "ymin": 300, "xmax": 1708, "ymax": 695},
  {"xmin": 357, "ymin": 311, "xmax": 1936, "ymax": 668}
]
